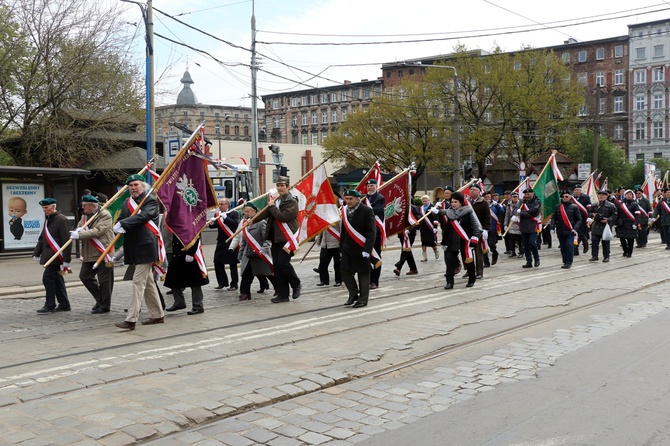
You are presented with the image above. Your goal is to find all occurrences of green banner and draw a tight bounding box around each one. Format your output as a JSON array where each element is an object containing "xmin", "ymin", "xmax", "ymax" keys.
[
  {"xmin": 533, "ymin": 164, "xmax": 560, "ymax": 223},
  {"xmin": 106, "ymin": 189, "xmax": 130, "ymax": 249}
]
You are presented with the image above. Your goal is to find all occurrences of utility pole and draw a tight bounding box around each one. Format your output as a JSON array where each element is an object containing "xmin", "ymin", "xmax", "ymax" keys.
[
  {"xmin": 250, "ymin": 0, "xmax": 260, "ymax": 197},
  {"xmin": 592, "ymin": 87, "xmax": 600, "ymax": 171}
]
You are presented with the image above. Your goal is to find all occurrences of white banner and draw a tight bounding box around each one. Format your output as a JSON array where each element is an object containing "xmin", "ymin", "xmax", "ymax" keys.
[{"xmin": 2, "ymin": 183, "xmax": 45, "ymax": 250}]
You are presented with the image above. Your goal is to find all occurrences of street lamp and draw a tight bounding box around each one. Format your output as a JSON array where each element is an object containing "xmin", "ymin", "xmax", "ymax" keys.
[{"xmin": 402, "ymin": 62, "xmax": 460, "ymax": 186}]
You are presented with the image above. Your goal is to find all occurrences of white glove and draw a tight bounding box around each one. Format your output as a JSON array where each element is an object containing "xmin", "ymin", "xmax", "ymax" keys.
[
  {"xmin": 586, "ymin": 218, "xmax": 594, "ymax": 225},
  {"xmin": 632, "ymin": 224, "xmax": 637, "ymax": 229},
  {"xmin": 33, "ymin": 256, "xmax": 40, "ymax": 262},
  {"xmin": 69, "ymin": 230, "xmax": 80, "ymax": 240},
  {"xmin": 430, "ymin": 207, "xmax": 439, "ymax": 214},
  {"xmin": 60, "ymin": 262, "xmax": 70, "ymax": 271},
  {"xmin": 361, "ymin": 252, "xmax": 370, "ymax": 258},
  {"xmin": 482, "ymin": 231, "xmax": 488, "ymax": 241},
  {"xmin": 185, "ymin": 255, "xmax": 194, "ymax": 263},
  {"xmin": 511, "ymin": 216, "xmax": 519, "ymax": 223},
  {"xmin": 516, "ymin": 209, "xmax": 521, "ymax": 214},
  {"xmin": 433, "ymin": 228, "xmax": 438, "ymax": 234},
  {"xmin": 572, "ymin": 230, "xmax": 578, "ymax": 235},
  {"xmin": 649, "ymin": 217, "xmax": 656, "ymax": 224},
  {"xmin": 113, "ymin": 222, "xmax": 125, "ymax": 234}
]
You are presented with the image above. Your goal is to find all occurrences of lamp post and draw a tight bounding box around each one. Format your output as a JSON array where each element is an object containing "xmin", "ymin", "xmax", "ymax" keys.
[
  {"xmin": 402, "ymin": 62, "xmax": 459, "ymax": 186},
  {"xmin": 250, "ymin": 0, "xmax": 260, "ymax": 197},
  {"xmin": 121, "ymin": 0, "xmax": 155, "ymax": 179}
]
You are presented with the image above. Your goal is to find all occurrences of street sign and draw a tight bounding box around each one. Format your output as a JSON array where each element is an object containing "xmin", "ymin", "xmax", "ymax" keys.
[{"xmin": 577, "ymin": 163, "xmax": 591, "ymax": 180}]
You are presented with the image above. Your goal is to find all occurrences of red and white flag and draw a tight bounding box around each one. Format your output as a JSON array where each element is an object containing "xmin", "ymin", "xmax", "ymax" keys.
[
  {"xmin": 355, "ymin": 161, "xmax": 383, "ymax": 195},
  {"xmin": 378, "ymin": 169, "xmax": 412, "ymax": 238}
]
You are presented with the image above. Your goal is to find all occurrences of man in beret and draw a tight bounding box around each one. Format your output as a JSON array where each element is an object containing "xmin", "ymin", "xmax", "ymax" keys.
[
  {"xmin": 572, "ymin": 185, "xmax": 591, "ymax": 256},
  {"xmin": 653, "ymin": 188, "xmax": 670, "ymax": 249},
  {"xmin": 365, "ymin": 179, "xmax": 385, "ymax": 289},
  {"xmin": 551, "ymin": 191, "xmax": 582, "ymax": 269},
  {"xmin": 113, "ymin": 174, "xmax": 165, "ymax": 330},
  {"xmin": 255, "ymin": 176, "xmax": 301, "ymax": 303},
  {"xmin": 340, "ymin": 189, "xmax": 376, "ymax": 308},
  {"xmin": 208, "ymin": 197, "xmax": 240, "ymax": 291},
  {"xmin": 70, "ymin": 195, "xmax": 115, "ymax": 313},
  {"xmin": 33, "ymin": 198, "xmax": 72, "ymax": 314},
  {"xmin": 588, "ymin": 190, "xmax": 618, "ymax": 262},
  {"xmin": 518, "ymin": 188, "xmax": 541, "ymax": 268},
  {"xmin": 468, "ymin": 184, "xmax": 490, "ymax": 278},
  {"xmin": 634, "ymin": 188, "xmax": 652, "ymax": 248}
]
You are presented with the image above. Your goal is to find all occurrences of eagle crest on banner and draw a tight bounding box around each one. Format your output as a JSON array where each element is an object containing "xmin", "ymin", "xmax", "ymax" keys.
[{"xmin": 176, "ymin": 174, "xmax": 202, "ymax": 212}]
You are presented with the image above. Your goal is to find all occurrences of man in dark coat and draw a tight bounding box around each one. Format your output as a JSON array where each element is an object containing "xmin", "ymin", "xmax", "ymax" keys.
[
  {"xmin": 255, "ymin": 176, "xmax": 301, "ymax": 303},
  {"xmin": 340, "ymin": 189, "xmax": 376, "ymax": 308},
  {"xmin": 634, "ymin": 188, "xmax": 652, "ymax": 248},
  {"xmin": 469, "ymin": 184, "xmax": 490, "ymax": 279},
  {"xmin": 113, "ymin": 174, "xmax": 165, "ymax": 330},
  {"xmin": 365, "ymin": 179, "xmax": 385, "ymax": 289},
  {"xmin": 33, "ymin": 197, "xmax": 72, "ymax": 314},
  {"xmin": 572, "ymin": 185, "xmax": 591, "ymax": 255},
  {"xmin": 165, "ymin": 235, "xmax": 209, "ymax": 314},
  {"xmin": 551, "ymin": 191, "xmax": 583, "ymax": 269},
  {"xmin": 653, "ymin": 188, "xmax": 670, "ymax": 249},
  {"xmin": 237, "ymin": 203, "xmax": 273, "ymax": 301},
  {"xmin": 209, "ymin": 197, "xmax": 240, "ymax": 291},
  {"xmin": 615, "ymin": 189, "xmax": 643, "ymax": 258},
  {"xmin": 588, "ymin": 190, "xmax": 618, "ymax": 262},
  {"xmin": 518, "ymin": 188, "xmax": 542, "ymax": 268}
]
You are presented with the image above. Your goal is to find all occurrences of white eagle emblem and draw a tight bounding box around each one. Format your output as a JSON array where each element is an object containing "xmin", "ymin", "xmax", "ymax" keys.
[
  {"xmin": 384, "ymin": 197, "xmax": 403, "ymax": 219},
  {"xmin": 176, "ymin": 174, "xmax": 201, "ymax": 212}
]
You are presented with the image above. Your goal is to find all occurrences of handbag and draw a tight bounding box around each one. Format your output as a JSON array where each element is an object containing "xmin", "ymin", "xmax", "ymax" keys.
[{"xmin": 602, "ymin": 223, "xmax": 613, "ymax": 241}]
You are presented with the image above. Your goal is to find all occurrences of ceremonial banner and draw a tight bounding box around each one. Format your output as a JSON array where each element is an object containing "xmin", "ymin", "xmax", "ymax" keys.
[
  {"xmin": 533, "ymin": 153, "xmax": 561, "ymax": 224},
  {"xmin": 105, "ymin": 188, "xmax": 131, "ymax": 250},
  {"xmin": 378, "ymin": 170, "xmax": 412, "ymax": 238},
  {"xmin": 157, "ymin": 152, "xmax": 217, "ymax": 250},
  {"xmin": 291, "ymin": 164, "xmax": 340, "ymax": 246},
  {"xmin": 355, "ymin": 161, "xmax": 383, "ymax": 195}
]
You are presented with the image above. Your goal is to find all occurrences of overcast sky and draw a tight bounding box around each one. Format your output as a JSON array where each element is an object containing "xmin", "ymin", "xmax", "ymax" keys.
[{"xmin": 118, "ymin": 0, "xmax": 670, "ymax": 107}]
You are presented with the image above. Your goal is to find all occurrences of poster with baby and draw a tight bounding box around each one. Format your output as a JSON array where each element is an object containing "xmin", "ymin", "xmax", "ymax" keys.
[{"xmin": 2, "ymin": 183, "xmax": 45, "ymax": 250}]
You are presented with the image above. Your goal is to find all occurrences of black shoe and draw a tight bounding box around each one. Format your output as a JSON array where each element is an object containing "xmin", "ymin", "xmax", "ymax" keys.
[
  {"xmin": 166, "ymin": 290, "xmax": 173, "ymax": 295},
  {"xmin": 271, "ymin": 297, "xmax": 290, "ymax": 303},
  {"xmin": 227, "ymin": 286, "xmax": 238, "ymax": 291},
  {"xmin": 483, "ymin": 262, "xmax": 490, "ymax": 268},
  {"xmin": 91, "ymin": 308, "xmax": 110, "ymax": 314},
  {"xmin": 352, "ymin": 301, "xmax": 367, "ymax": 308},
  {"xmin": 393, "ymin": 268, "xmax": 401, "ymax": 276},
  {"xmin": 292, "ymin": 284, "xmax": 302, "ymax": 299},
  {"xmin": 36, "ymin": 306, "xmax": 56, "ymax": 314},
  {"xmin": 214, "ymin": 286, "xmax": 226, "ymax": 290},
  {"xmin": 603, "ymin": 257, "xmax": 610, "ymax": 262},
  {"xmin": 316, "ymin": 282, "xmax": 328, "ymax": 287},
  {"xmin": 522, "ymin": 263, "xmax": 533, "ymax": 268},
  {"xmin": 344, "ymin": 295, "xmax": 357, "ymax": 306},
  {"xmin": 313, "ymin": 268, "xmax": 320, "ymax": 273},
  {"xmin": 534, "ymin": 259, "xmax": 540, "ymax": 267},
  {"xmin": 55, "ymin": 306, "xmax": 71, "ymax": 312},
  {"xmin": 462, "ymin": 273, "xmax": 469, "ymax": 278},
  {"xmin": 444, "ymin": 283, "xmax": 454, "ymax": 290},
  {"xmin": 187, "ymin": 309, "xmax": 204, "ymax": 315},
  {"xmin": 333, "ymin": 282, "xmax": 342, "ymax": 287},
  {"xmin": 475, "ymin": 274, "xmax": 483, "ymax": 279},
  {"xmin": 509, "ymin": 252, "xmax": 516, "ymax": 257},
  {"xmin": 583, "ymin": 242, "xmax": 589, "ymax": 253},
  {"xmin": 370, "ymin": 283, "xmax": 378, "ymax": 290},
  {"xmin": 561, "ymin": 264, "xmax": 571, "ymax": 269},
  {"xmin": 92, "ymin": 305, "xmax": 99, "ymax": 311},
  {"xmin": 466, "ymin": 282, "xmax": 475, "ymax": 287},
  {"xmin": 256, "ymin": 288, "xmax": 267, "ymax": 294},
  {"xmin": 165, "ymin": 304, "xmax": 186, "ymax": 312},
  {"xmin": 517, "ymin": 253, "xmax": 524, "ymax": 259},
  {"xmin": 589, "ymin": 257, "xmax": 599, "ymax": 262}
]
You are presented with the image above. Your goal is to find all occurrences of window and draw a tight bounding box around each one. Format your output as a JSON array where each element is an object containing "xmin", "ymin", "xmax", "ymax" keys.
[
  {"xmin": 291, "ymin": 115, "xmax": 297, "ymax": 127},
  {"xmin": 578, "ymin": 105, "xmax": 587, "ymax": 116},
  {"xmin": 615, "ymin": 45, "xmax": 624, "ymax": 58},
  {"xmin": 614, "ymin": 124, "xmax": 624, "ymax": 140},
  {"xmin": 635, "ymin": 70, "xmax": 646, "ymax": 84},
  {"xmin": 322, "ymin": 111, "xmax": 328, "ymax": 124},
  {"xmin": 614, "ymin": 96, "xmax": 624, "ymax": 113},
  {"xmin": 599, "ymin": 98, "xmax": 606, "ymax": 114},
  {"xmin": 215, "ymin": 124, "xmax": 220, "ymax": 134},
  {"xmin": 363, "ymin": 89, "xmax": 370, "ymax": 99},
  {"xmin": 398, "ymin": 70, "xmax": 404, "ymax": 77},
  {"xmin": 658, "ymin": 28, "xmax": 664, "ymax": 35},
  {"xmin": 183, "ymin": 111, "xmax": 188, "ymax": 117},
  {"xmin": 636, "ymin": 96, "xmax": 647, "ymax": 110},
  {"xmin": 654, "ymin": 67, "xmax": 665, "ymax": 82},
  {"xmin": 595, "ymin": 72, "xmax": 605, "ymax": 87},
  {"xmin": 341, "ymin": 91, "xmax": 348, "ymax": 101},
  {"xmin": 484, "ymin": 111, "xmax": 492, "ymax": 122},
  {"xmin": 321, "ymin": 94, "xmax": 328, "ymax": 104},
  {"xmin": 514, "ymin": 61, "xmax": 522, "ymax": 70},
  {"xmin": 654, "ymin": 94, "xmax": 664, "ymax": 109},
  {"xmin": 331, "ymin": 110, "xmax": 338, "ymax": 123},
  {"xmin": 596, "ymin": 48, "xmax": 605, "ymax": 60},
  {"xmin": 244, "ymin": 125, "xmax": 249, "ymax": 137},
  {"xmin": 330, "ymin": 93, "xmax": 338, "ymax": 102},
  {"xmin": 301, "ymin": 133, "xmax": 308, "ymax": 145},
  {"xmin": 234, "ymin": 125, "xmax": 239, "ymax": 136},
  {"xmin": 578, "ymin": 50, "xmax": 587, "ymax": 62},
  {"xmin": 577, "ymin": 73, "xmax": 587, "ymax": 85},
  {"xmin": 311, "ymin": 94, "xmax": 318, "ymax": 104},
  {"xmin": 636, "ymin": 47, "xmax": 646, "ymax": 59},
  {"xmin": 635, "ymin": 123, "xmax": 646, "ymax": 140},
  {"xmin": 311, "ymin": 133, "xmax": 318, "ymax": 145},
  {"xmin": 272, "ymin": 99, "xmax": 279, "ymax": 109},
  {"xmin": 636, "ymin": 153, "xmax": 645, "ymax": 160},
  {"xmin": 653, "ymin": 121, "xmax": 664, "ymax": 139},
  {"xmin": 291, "ymin": 97, "xmax": 299, "ymax": 107},
  {"xmin": 292, "ymin": 134, "xmax": 298, "ymax": 144},
  {"xmin": 215, "ymin": 112, "xmax": 220, "ymax": 118},
  {"xmin": 311, "ymin": 112, "xmax": 317, "ymax": 125},
  {"xmin": 655, "ymin": 152, "xmax": 663, "ymax": 158},
  {"xmin": 301, "ymin": 114, "xmax": 307, "ymax": 125},
  {"xmin": 562, "ymin": 52, "xmax": 570, "ymax": 63},
  {"xmin": 655, "ymin": 45, "xmax": 665, "ymax": 58},
  {"xmin": 224, "ymin": 125, "xmax": 230, "ymax": 135},
  {"xmin": 614, "ymin": 69, "xmax": 624, "ymax": 85},
  {"xmin": 342, "ymin": 109, "xmax": 348, "ymax": 121},
  {"xmin": 301, "ymin": 96, "xmax": 308, "ymax": 106},
  {"xmin": 200, "ymin": 111, "xmax": 205, "ymax": 118}
]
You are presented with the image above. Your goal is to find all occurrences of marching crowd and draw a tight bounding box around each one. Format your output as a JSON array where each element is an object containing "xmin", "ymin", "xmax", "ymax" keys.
[{"xmin": 30, "ymin": 173, "xmax": 670, "ymax": 330}]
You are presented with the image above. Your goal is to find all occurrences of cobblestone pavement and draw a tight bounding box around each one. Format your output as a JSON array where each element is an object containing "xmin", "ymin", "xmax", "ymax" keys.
[{"xmin": 1, "ymin": 235, "xmax": 668, "ymax": 445}]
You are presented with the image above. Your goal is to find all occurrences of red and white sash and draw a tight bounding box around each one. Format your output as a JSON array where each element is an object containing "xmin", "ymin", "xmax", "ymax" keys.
[
  {"xmin": 521, "ymin": 202, "xmax": 543, "ymax": 232},
  {"xmin": 402, "ymin": 230, "xmax": 412, "ymax": 251},
  {"xmin": 215, "ymin": 213, "xmax": 236, "ymax": 238},
  {"xmin": 81, "ymin": 215, "xmax": 114, "ymax": 265},
  {"xmin": 450, "ymin": 219, "xmax": 474, "ymax": 263},
  {"xmin": 558, "ymin": 204, "xmax": 574, "ymax": 232},
  {"xmin": 274, "ymin": 198, "xmax": 299, "ymax": 253},
  {"xmin": 571, "ymin": 196, "xmax": 589, "ymax": 218},
  {"xmin": 43, "ymin": 220, "xmax": 70, "ymax": 272},
  {"xmin": 326, "ymin": 226, "xmax": 341, "ymax": 241},
  {"xmin": 194, "ymin": 241, "xmax": 208, "ymax": 278},
  {"xmin": 127, "ymin": 197, "xmax": 166, "ymax": 267},
  {"xmin": 490, "ymin": 208, "xmax": 502, "ymax": 235},
  {"xmin": 340, "ymin": 206, "xmax": 381, "ymax": 260},
  {"xmin": 617, "ymin": 200, "xmax": 636, "ymax": 222},
  {"xmin": 243, "ymin": 225, "xmax": 273, "ymax": 270},
  {"xmin": 661, "ymin": 200, "xmax": 670, "ymax": 215}
]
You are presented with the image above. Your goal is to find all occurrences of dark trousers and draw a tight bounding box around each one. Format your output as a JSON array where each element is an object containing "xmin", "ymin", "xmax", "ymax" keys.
[
  {"xmin": 318, "ymin": 248, "xmax": 342, "ymax": 285},
  {"xmin": 395, "ymin": 249, "xmax": 417, "ymax": 272},
  {"xmin": 636, "ymin": 226, "xmax": 649, "ymax": 247},
  {"xmin": 484, "ymin": 239, "xmax": 498, "ymax": 265},
  {"xmin": 444, "ymin": 247, "xmax": 475, "ymax": 285},
  {"xmin": 171, "ymin": 286, "xmax": 204, "ymax": 311},
  {"xmin": 663, "ymin": 226, "xmax": 670, "ymax": 247},
  {"xmin": 214, "ymin": 261, "xmax": 238, "ymax": 288},
  {"xmin": 341, "ymin": 269, "xmax": 370, "ymax": 304},
  {"xmin": 521, "ymin": 232, "xmax": 539, "ymax": 264},
  {"xmin": 620, "ymin": 237, "xmax": 635, "ymax": 256},
  {"xmin": 540, "ymin": 226, "xmax": 552, "ymax": 247},
  {"xmin": 43, "ymin": 263, "xmax": 70, "ymax": 309},
  {"xmin": 80, "ymin": 261, "xmax": 114, "ymax": 310},
  {"xmin": 271, "ymin": 242, "xmax": 300, "ymax": 299},
  {"xmin": 591, "ymin": 234, "xmax": 610, "ymax": 259},
  {"xmin": 370, "ymin": 236, "xmax": 382, "ymax": 285},
  {"xmin": 240, "ymin": 264, "xmax": 272, "ymax": 295},
  {"xmin": 558, "ymin": 233, "xmax": 574, "ymax": 266},
  {"xmin": 474, "ymin": 242, "xmax": 484, "ymax": 276}
]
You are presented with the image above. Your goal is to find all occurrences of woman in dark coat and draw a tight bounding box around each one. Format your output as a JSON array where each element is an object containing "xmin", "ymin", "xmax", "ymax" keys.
[
  {"xmin": 418, "ymin": 195, "xmax": 439, "ymax": 261},
  {"xmin": 164, "ymin": 234, "xmax": 209, "ymax": 314},
  {"xmin": 615, "ymin": 189, "xmax": 643, "ymax": 258},
  {"xmin": 435, "ymin": 192, "xmax": 483, "ymax": 289}
]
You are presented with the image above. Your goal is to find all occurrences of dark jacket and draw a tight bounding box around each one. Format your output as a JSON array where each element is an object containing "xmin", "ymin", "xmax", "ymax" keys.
[
  {"xmin": 471, "ymin": 197, "xmax": 491, "ymax": 231},
  {"xmin": 636, "ymin": 196, "xmax": 652, "ymax": 224},
  {"xmin": 33, "ymin": 211, "xmax": 71, "ymax": 265},
  {"xmin": 238, "ymin": 219, "xmax": 273, "ymax": 277},
  {"xmin": 210, "ymin": 210, "xmax": 240, "ymax": 264},
  {"xmin": 119, "ymin": 191, "xmax": 160, "ymax": 265},
  {"xmin": 615, "ymin": 199, "xmax": 642, "ymax": 239},
  {"xmin": 366, "ymin": 191, "xmax": 385, "ymax": 242},
  {"xmin": 588, "ymin": 200, "xmax": 617, "ymax": 237},
  {"xmin": 518, "ymin": 196, "xmax": 541, "ymax": 234},
  {"xmin": 340, "ymin": 203, "xmax": 376, "ymax": 273},
  {"xmin": 551, "ymin": 201, "xmax": 583, "ymax": 236},
  {"xmin": 256, "ymin": 193, "xmax": 300, "ymax": 245},
  {"xmin": 164, "ymin": 236, "xmax": 209, "ymax": 289},
  {"xmin": 440, "ymin": 205, "xmax": 483, "ymax": 253},
  {"xmin": 418, "ymin": 204, "xmax": 438, "ymax": 245},
  {"xmin": 654, "ymin": 198, "xmax": 670, "ymax": 226},
  {"xmin": 573, "ymin": 194, "xmax": 591, "ymax": 233}
]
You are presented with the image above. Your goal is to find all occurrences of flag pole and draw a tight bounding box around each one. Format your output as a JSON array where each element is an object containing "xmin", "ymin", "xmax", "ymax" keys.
[
  {"xmin": 92, "ymin": 124, "xmax": 204, "ymax": 269},
  {"xmin": 377, "ymin": 168, "xmax": 410, "ymax": 192},
  {"xmin": 225, "ymin": 157, "xmax": 332, "ymax": 243},
  {"xmin": 43, "ymin": 160, "xmax": 157, "ymax": 268}
]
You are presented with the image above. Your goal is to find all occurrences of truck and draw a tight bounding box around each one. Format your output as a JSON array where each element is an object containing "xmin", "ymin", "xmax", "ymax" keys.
[{"xmin": 207, "ymin": 163, "xmax": 253, "ymax": 207}]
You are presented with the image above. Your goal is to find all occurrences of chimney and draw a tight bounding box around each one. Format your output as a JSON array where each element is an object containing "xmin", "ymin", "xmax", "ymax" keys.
[{"xmin": 344, "ymin": 80, "xmax": 351, "ymax": 85}]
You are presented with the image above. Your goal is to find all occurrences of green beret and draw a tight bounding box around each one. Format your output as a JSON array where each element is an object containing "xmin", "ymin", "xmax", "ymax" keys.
[
  {"xmin": 81, "ymin": 195, "xmax": 99, "ymax": 203},
  {"xmin": 125, "ymin": 173, "xmax": 146, "ymax": 185},
  {"xmin": 39, "ymin": 197, "xmax": 57, "ymax": 206},
  {"xmin": 244, "ymin": 202, "xmax": 258, "ymax": 211},
  {"xmin": 343, "ymin": 189, "xmax": 362, "ymax": 198}
]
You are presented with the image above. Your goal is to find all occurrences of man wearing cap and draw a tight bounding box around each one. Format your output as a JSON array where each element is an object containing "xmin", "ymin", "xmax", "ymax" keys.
[
  {"xmin": 365, "ymin": 179, "xmax": 385, "ymax": 289},
  {"xmin": 256, "ymin": 176, "xmax": 301, "ymax": 303},
  {"xmin": 572, "ymin": 185, "xmax": 591, "ymax": 255},
  {"xmin": 113, "ymin": 174, "xmax": 165, "ymax": 330},
  {"xmin": 70, "ymin": 195, "xmax": 115, "ymax": 313},
  {"xmin": 551, "ymin": 191, "xmax": 582, "ymax": 269},
  {"xmin": 33, "ymin": 198, "xmax": 72, "ymax": 314},
  {"xmin": 500, "ymin": 190, "xmax": 513, "ymax": 254},
  {"xmin": 504, "ymin": 192, "xmax": 523, "ymax": 258},
  {"xmin": 518, "ymin": 188, "xmax": 541, "ymax": 268},
  {"xmin": 634, "ymin": 188, "xmax": 652, "ymax": 248},
  {"xmin": 340, "ymin": 190, "xmax": 376, "ymax": 308},
  {"xmin": 588, "ymin": 190, "xmax": 618, "ymax": 262},
  {"xmin": 208, "ymin": 197, "xmax": 240, "ymax": 291},
  {"xmin": 237, "ymin": 202, "xmax": 274, "ymax": 301},
  {"xmin": 469, "ymin": 184, "xmax": 490, "ymax": 278},
  {"xmin": 653, "ymin": 188, "xmax": 670, "ymax": 249}
]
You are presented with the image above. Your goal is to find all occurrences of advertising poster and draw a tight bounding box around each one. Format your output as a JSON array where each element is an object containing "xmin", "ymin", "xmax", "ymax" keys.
[{"xmin": 2, "ymin": 183, "xmax": 45, "ymax": 250}]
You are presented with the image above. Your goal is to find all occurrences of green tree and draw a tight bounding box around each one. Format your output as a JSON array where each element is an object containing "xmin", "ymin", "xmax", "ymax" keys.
[
  {"xmin": 0, "ymin": 0, "xmax": 143, "ymax": 167},
  {"xmin": 630, "ymin": 159, "xmax": 670, "ymax": 188},
  {"xmin": 566, "ymin": 130, "xmax": 631, "ymax": 188},
  {"xmin": 322, "ymin": 80, "xmax": 450, "ymax": 193}
]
